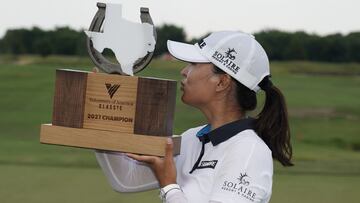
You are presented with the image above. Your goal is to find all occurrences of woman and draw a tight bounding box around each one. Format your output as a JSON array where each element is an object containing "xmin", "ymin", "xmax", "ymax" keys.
[{"xmin": 95, "ymin": 31, "xmax": 293, "ymax": 203}]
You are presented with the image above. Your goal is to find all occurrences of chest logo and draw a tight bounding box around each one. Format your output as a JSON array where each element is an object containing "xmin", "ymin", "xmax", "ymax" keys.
[
  {"xmin": 221, "ymin": 172, "xmax": 256, "ymax": 202},
  {"xmin": 197, "ymin": 160, "xmax": 218, "ymax": 169}
]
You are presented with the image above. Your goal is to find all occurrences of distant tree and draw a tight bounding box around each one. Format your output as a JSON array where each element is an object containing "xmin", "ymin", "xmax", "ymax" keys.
[
  {"xmin": 254, "ymin": 30, "xmax": 292, "ymax": 60},
  {"xmin": 283, "ymin": 31, "xmax": 308, "ymax": 60},
  {"xmin": 30, "ymin": 27, "xmax": 47, "ymax": 53},
  {"xmin": 1, "ymin": 26, "xmax": 360, "ymax": 63},
  {"xmin": 1, "ymin": 29, "xmax": 27, "ymax": 55},
  {"xmin": 50, "ymin": 27, "xmax": 81, "ymax": 55},
  {"xmin": 155, "ymin": 24, "xmax": 186, "ymax": 56},
  {"xmin": 304, "ymin": 34, "xmax": 325, "ymax": 61},
  {"xmin": 76, "ymin": 30, "xmax": 88, "ymax": 56},
  {"xmin": 324, "ymin": 34, "xmax": 349, "ymax": 62},
  {"xmin": 34, "ymin": 38, "xmax": 52, "ymax": 57},
  {"xmin": 0, "ymin": 39, "xmax": 3, "ymax": 53},
  {"xmin": 345, "ymin": 32, "xmax": 360, "ymax": 62}
]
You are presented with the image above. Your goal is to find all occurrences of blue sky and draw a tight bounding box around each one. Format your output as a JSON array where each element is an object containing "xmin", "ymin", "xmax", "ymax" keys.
[{"xmin": 1, "ymin": 0, "xmax": 359, "ymax": 39}]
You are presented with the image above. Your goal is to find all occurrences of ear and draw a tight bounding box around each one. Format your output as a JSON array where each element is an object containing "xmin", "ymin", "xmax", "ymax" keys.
[{"xmin": 214, "ymin": 74, "xmax": 232, "ymax": 92}]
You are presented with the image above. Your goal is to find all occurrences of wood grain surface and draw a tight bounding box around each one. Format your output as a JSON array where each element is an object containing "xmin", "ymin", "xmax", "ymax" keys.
[
  {"xmin": 134, "ymin": 77, "xmax": 177, "ymax": 136},
  {"xmin": 51, "ymin": 69, "xmax": 177, "ymax": 136},
  {"xmin": 52, "ymin": 69, "xmax": 88, "ymax": 128},
  {"xmin": 83, "ymin": 72, "xmax": 138, "ymax": 133},
  {"xmin": 40, "ymin": 124, "xmax": 181, "ymax": 156}
]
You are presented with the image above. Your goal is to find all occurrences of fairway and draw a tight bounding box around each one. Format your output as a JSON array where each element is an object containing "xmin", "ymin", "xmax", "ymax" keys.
[
  {"xmin": 0, "ymin": 56, "xmax": 360, "ymax": 202},
  {"xmin": 1, "ymin": 164, "xmax": 360, "ymax": 203}
]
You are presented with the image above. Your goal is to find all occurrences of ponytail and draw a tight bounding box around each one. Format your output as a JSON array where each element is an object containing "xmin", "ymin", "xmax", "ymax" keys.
[
  {"xmin": 256, "ymin": 76, "xmax": 293, "ymax": 166},
  {"xmin": 212, "ymin": 66, "xmax": 293, "ymax": 166}
]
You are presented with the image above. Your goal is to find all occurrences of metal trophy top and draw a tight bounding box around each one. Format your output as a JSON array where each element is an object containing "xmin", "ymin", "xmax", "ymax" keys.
[{"xmin": 85, "ymin": 3, "xmax": 157, "ymax": 75}]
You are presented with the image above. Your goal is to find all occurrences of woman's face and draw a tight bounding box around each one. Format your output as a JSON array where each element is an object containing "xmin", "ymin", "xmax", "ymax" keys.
[{"xmin": 180, "ymin": 63, "xmax": 218, "ymax": 107}]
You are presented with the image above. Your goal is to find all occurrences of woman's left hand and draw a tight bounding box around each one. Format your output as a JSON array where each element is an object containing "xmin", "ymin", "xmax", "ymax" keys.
[{"xmin": 126, "ymin": 137, "xmax": 177, "ymax": 187}]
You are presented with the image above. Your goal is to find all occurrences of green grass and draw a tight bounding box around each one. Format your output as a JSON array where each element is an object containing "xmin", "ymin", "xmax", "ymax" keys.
[
  {"xmin": 0, "ymin": 165, "xmax": 160, "ymax": 203},
  {"xmin": 0, "ymin": 55, "xmax": 360, "ymax": 202},
  {"xmin": 1, "ymin": 165, "xmax": 359, "ymax": 203},
  {"xmin": 271, "ymin": 174, "xmax": 360, "ymax": 203}
]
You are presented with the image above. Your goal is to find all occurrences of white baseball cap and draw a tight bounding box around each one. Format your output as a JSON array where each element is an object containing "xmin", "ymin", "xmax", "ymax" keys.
[{"xmin": 167, "ymin": 31, "xmax": 270, "ymax": 92}]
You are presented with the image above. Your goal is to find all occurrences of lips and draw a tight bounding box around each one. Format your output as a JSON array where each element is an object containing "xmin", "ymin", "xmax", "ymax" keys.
[{"xmin": 180, "ymin": 81, "xmax": 185, "ymax": 91}]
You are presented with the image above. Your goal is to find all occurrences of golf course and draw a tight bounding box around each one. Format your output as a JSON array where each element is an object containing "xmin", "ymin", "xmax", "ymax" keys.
[{"xmin": 0, "ymin": 55, "xmax": 359, "ymax": 202}]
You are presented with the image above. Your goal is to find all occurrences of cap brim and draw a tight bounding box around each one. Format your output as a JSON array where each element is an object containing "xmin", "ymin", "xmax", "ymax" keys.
[{"xmin": 167, "ymin": 40, "xmax": 209, "ymax": 63}]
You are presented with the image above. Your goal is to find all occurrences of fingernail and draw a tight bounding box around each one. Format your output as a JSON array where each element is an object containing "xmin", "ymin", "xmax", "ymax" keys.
[{"xmin": 167, "ymin": 137, "xmax": 173, "ymax": 144}]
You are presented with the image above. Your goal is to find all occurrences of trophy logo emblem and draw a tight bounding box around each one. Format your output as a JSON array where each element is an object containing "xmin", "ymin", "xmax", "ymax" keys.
[{"xmin": 105, "ymin": 83, "xmax": 121, "ymax": 99}]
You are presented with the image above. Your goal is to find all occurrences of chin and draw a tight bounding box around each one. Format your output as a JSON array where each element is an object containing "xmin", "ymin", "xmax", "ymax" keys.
[
  {"xmin": 181, "ymin": 94, "xmax": 201, "ymax": 108},
  {"xmin": 181, "ymin": 94, "xmax": 188, "ymax": 104},
  {"xmin": 181, "ymin": 94, "xmax": 191, "ymax": 105}
]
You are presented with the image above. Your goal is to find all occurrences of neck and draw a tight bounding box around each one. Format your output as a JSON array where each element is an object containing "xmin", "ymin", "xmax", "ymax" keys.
[{"xmin": 199, "ymin": 100, "xmax": 244, "ymax": 130}]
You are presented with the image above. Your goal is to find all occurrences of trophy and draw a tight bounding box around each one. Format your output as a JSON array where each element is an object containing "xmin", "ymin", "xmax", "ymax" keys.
[{"xmin": 40, "ymin": 3, "xmax": 181, "ymax": 156}]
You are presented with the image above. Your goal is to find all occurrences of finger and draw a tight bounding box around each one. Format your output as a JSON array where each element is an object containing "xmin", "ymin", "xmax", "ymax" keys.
[
  {"xmin": 92, "ymin": 67, "xmax": 99, "ymax": 73},
  {"xmin": 126, "ymin": 153, "xmax": 149, "ymax": 161},
  {"xmin": 126, "ymin": 153, "xmax": 156, "ymax": 164},
  {"xmin": 164, "ymin": 137, "xmax": 174, "ymax": 161}
]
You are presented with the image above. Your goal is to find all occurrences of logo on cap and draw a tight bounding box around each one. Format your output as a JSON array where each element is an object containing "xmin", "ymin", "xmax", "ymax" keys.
[
  {"xmin": 198, "ymin": 39, "xmax": 207, "ymax": 49},
  {"xmin": 212, "ymin": 47, "xmax": 240, "ymax": 74},
  {"xmin": 225, "ymin": 48, "xmax": 237, "ymax": 60}
]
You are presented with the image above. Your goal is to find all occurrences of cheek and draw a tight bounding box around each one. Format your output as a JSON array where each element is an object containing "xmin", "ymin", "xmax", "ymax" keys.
[{"xmin": 182, "ymin": 81, "xmax": 215, "ymax": 106}]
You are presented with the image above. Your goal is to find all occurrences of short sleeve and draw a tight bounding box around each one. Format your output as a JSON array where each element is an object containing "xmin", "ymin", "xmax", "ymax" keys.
[{"xmin": 209, "ymin": 139, "xmax": 273, "ymax": 203}]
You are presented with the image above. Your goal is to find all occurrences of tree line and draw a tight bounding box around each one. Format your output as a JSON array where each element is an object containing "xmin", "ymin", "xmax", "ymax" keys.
[{"xmin": 0, "ymin": 25, "xmax": 359, "ymax": 62}]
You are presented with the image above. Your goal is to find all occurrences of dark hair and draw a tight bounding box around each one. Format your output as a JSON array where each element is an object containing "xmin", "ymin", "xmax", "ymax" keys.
[{"xmin": 213, "ymin": 66, "xmax": 293, "ymax": 166}]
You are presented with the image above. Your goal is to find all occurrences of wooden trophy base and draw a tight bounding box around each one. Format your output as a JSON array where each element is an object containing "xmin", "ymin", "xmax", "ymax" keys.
[
  {"xmin": 40, "ymin": 124, "xmax": 181, "ymax": 156},
  {"xmin": 40, "ymin": 69, "xmax": 181, "ymax": 156}
]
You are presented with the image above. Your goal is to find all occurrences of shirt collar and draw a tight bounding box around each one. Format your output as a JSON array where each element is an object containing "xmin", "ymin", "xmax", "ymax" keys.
[
  {"xmin": 196, "ymin": 124, "xmax": 211, "ymax": 137},
  {"xmin": 197, "ymin": 117, "xmax": 255, "ymax": 146}
]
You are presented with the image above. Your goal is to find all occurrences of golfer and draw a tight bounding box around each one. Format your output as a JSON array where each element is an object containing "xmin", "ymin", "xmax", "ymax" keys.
[{"xmin": 95, "ymin": 31, "xmax": 293, "ymax": 203}]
